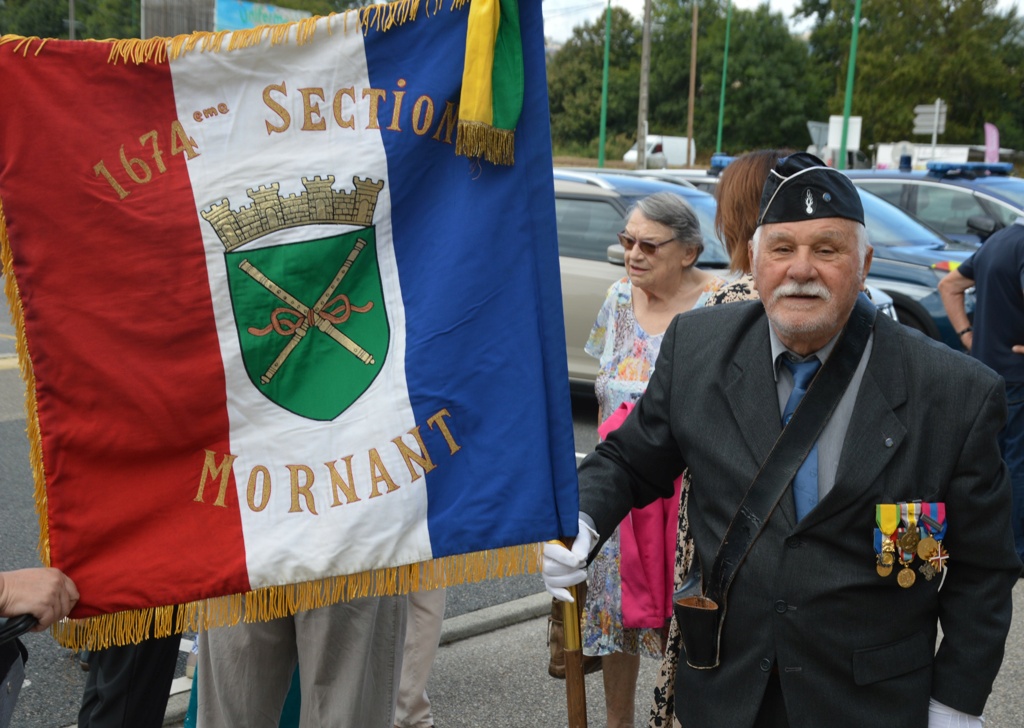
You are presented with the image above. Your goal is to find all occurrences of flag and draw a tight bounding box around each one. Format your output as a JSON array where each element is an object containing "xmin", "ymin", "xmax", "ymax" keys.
[
  {"xmin": 984, "ymin": 122, "xmax": 1000, "ymax": 164},
  {"xmin": 0, "ymin": 0, "xmax": 578, "ymax": 648}
]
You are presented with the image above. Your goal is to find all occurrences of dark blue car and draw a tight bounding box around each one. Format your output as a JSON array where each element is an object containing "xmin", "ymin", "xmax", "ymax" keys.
[{"xmin": 847, "ymin": 162, "xmax": 1024, "ymax": 245}]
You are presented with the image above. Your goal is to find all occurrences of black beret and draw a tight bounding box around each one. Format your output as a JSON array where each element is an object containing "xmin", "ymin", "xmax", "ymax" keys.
[{"xmin": 757, "ymin": 152, "xmax": 864, "ymax": 227}]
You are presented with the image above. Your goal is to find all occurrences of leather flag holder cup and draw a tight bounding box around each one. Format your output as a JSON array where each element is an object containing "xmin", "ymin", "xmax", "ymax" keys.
[{"xmin": 672, "ymin": 296, "xmax": 876, "ymax": 669}]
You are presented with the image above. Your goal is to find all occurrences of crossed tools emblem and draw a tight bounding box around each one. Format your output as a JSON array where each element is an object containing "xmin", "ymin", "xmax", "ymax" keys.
[{"xmin": 237, "ymin": 238, "xmax": 375, "ymax": 385}]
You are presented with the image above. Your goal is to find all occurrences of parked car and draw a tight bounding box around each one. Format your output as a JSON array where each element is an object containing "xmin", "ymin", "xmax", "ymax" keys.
[
  {"xmin": 846, "ymin": 162, "xmax": 1024, "ymax": 245},
  {"xmin": 553, "ymin": 171, "xmax": 728, "ymax": 388},
  {"xmin": 623, "ymin": 164, "xmax": 972, "ymax": 347},
  {"xmin": 553, "ymin": 168, "xmax": 970, "ymax": 388},
  {"xmin": 626, "ymin": 153, "xmax": 735, "ymax": 193}
]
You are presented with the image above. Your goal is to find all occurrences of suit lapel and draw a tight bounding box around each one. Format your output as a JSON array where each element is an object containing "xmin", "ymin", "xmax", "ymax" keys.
[
  {"xmin": 807, "ymin": 319, "xmax": 908, "ymax": 525},
  {"xmin": 723, "ymin": 314, "xmax": 782, "ymax": 474}
]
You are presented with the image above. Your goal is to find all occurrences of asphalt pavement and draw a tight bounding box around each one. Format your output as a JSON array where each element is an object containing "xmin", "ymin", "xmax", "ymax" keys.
[{"xmin": 156, "ymin": 580, "xmax": 1024, "ymax": 728}]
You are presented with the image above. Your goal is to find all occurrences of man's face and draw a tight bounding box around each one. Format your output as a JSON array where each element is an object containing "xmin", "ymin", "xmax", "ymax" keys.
[{"xmin": 750, "ymin": 217, "xmax": 872, "ymax": 355}]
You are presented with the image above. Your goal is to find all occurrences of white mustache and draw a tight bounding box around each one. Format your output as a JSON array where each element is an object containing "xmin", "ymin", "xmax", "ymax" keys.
[{"xmin": 772, "ymin": 282, "xmax": 832, "ymax": 302}]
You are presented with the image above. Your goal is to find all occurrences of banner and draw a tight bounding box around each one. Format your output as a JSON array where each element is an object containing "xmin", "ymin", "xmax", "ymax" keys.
[
  {"xmin": 0, "ymin": 0, "xmax": 578, "ymax": 648},
  {"xmin": 214, "ymin": 0, "xmax": 313, "ymax": 31}
]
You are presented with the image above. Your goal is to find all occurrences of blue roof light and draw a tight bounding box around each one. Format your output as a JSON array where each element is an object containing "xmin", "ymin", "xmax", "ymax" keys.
[
  {"xmin": 925, "ymin": 161, "xmax": 1013, "ymax": 178},
  {"xmin": 709, "ymin": 153, "xmax": 736, "ymax": 175}
]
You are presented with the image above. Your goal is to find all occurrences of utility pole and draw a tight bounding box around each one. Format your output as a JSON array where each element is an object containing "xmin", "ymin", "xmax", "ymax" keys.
[
  {"xmin": 636, "ymin": 0, "xmax": 652, "ymax": 169},
  {"xmin": 598, "ymin": 0, "xmax": 612, "ymax": 168},
  {"xmin": 685, "ymin": 1, "xmax": 698, "ymax": 168}
]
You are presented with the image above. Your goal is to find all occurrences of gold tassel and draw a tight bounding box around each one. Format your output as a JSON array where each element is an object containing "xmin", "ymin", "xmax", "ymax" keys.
[
  {"xmin": 0, "ymin": 198, "xmax": 50, "ymax": 568},
  {"xmin": 456, "ymin": 121, "xmax": 515, "ymax": 166},
  {"xmin": 47, "ymin": 544, "xmax": 540, "ymax": 649}
]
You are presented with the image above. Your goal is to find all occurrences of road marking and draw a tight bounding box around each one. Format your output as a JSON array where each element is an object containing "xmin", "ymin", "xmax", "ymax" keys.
[
  {"xmin": 0, "ymin": 333, "xmax": 14, "ymax": 340},
  {"xmin": 0, "ymin": 356, "xmax": 18, "ymax": 371}
]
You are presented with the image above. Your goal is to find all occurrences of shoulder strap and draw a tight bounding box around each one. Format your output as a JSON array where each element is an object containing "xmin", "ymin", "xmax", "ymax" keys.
[{"xmin": 704, "ymin": 294, "xmax": 877, "ymax": 605}]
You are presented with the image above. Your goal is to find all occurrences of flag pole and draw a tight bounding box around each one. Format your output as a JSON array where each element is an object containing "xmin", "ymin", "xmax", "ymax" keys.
[{"xmin": 562, "ymin": 580, "xmax": 588, "ymax": 727}]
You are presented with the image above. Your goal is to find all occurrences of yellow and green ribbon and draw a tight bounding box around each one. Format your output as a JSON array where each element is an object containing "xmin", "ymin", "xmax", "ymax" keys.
[{"xmin": 456, "ymin": 0, "xmax": 522, "ymax": 165}]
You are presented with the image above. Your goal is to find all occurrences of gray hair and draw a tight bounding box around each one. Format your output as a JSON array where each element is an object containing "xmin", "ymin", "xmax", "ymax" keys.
[
  {"xmin": 629, "ymin": 192, "xmax": 704, "ymax": 257},
  {"xmin": 751, "ymin": 220, "xmax": 869, "ymax": 269}
]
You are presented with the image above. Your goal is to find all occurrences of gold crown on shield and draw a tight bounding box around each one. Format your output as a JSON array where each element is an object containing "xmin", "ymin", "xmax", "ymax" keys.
[{"xmin": 201, "ymin": 175, "xmax": 384, "ymax": 252}]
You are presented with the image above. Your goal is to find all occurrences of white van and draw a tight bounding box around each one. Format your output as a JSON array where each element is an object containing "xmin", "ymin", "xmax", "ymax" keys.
[{"xmin": 622, "ymin": 135, "xmax": 696, "ymax": 168}]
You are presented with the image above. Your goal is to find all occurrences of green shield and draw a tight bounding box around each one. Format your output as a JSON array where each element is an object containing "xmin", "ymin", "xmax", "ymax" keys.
[{"xmin": 225, "ymin": 227, "xmax": 388, "ymax": 421}]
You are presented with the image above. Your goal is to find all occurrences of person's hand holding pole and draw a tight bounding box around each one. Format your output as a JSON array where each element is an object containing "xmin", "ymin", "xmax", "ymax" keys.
[
  {"xmin": 542, "ymin": 517, "xmax": 597, "ymax": 602},
  {"xmin": 0, "ymin": 568, "xmax": 79, "ymax": 630}
]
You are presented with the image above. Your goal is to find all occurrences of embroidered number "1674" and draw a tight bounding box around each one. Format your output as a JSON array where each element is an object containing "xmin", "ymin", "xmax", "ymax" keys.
[{"xmin": 93, "ymin": 121, "xmax": 200, "ymax": 200}]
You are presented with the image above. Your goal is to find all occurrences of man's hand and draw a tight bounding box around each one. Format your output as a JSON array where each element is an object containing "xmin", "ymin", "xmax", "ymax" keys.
[
  {"xmin": 928, "ymin": 698, "xmax": 984, "ymax": 727},
  {"xmin": 1013, "ymin": 345, "xmax": 1024, "ymax": 355},
  {"xmin": 0, "ymin": 568, "xmax": 79, "ymax": 630},
  {"xmin": 542, "ymin": 517, "xmax": 598, "ymax": 602}
]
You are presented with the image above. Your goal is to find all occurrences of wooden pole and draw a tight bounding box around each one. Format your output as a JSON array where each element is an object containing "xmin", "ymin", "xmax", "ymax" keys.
[{"xmin": 562, "ymin": 581, "xmax": 588, "ymax": 728}]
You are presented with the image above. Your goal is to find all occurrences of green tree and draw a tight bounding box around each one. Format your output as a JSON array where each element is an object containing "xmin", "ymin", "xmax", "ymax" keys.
[
  {"xmin": 83, "ymin": 0, "xmax": 139, "ymax": 39},
  {"xmin": 795, "ymin": 0, "xmax": 1024, "ymax": 150},
  {"xmin": 546, "ymin": 6, "xmax": 642, "ymax": 155},
  {"xmin": 649, "ymin": 0, "xmax": 827, "ymax": 155},
  {"xmin": 0, "ymin": 0, "xmax": 76, "ymax": 38}
]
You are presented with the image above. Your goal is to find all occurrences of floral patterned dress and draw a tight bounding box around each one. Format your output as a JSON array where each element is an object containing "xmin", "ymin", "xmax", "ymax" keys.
[
  {"xmin": 648, "ymin": 271, "xmax": 758, "ymax": 727},
  {"xmin": 581, "ymin": 276, "xmax": 720, "ymax": 660}
]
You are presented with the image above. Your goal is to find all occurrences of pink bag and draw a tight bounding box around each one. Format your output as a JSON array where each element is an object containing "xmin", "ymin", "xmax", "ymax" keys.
[{"xmin": 597, "ymin": 402, "xmax": 682, "ymax": 629}]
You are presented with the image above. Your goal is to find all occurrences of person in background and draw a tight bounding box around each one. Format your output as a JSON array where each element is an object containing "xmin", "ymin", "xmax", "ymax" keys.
[
  {"xmin": 0, "ymin": 567, "xmax": 79, "ymax": 728},
  {"xmin": 580, "ymin": 192, "xmax": 723, "ymax": 728},
  {"xmin": 939, "ymin": 216, "xmax": 1024, "ymax": 563},
  {"xmin": 645, "ymin": 151, "xmax": 778, "ymax": 727},
  {"xmin": 394, "ymin": 586, "xmax": 446, "ymax": 728},
  {"xmin": 544, "ymin": 152, "xmax": 1020, "ymax": 727}
]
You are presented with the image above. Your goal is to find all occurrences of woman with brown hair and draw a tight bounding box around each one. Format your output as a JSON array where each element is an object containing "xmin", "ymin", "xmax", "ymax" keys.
[{"xmin": 647, "ymin": 149, "xmax": 789, "ymax": 728}]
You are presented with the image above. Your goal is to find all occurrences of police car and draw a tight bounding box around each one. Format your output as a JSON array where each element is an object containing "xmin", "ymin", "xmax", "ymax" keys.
[{"xmin": 846, "ymin": 162, "xmax": 1024, "ymax": 245}]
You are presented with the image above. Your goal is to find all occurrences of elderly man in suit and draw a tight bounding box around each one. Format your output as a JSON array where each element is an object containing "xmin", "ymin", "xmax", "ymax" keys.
[{"xmin": 543, "ymin": 153, "xmax": 1021, "ymax": 728}]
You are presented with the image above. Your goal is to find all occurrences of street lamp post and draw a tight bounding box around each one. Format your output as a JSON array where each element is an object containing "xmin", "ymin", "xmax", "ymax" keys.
[
  {"xmin": 715, "ymin": 0, "xmax": 733, "ymax": 155},
  {"xmin": 838, "ymin": 0, "xmax": 863, "ymax": 171}
]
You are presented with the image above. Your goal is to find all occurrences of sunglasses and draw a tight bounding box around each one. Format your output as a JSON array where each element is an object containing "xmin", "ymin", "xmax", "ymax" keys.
[{"xmin": 617, "ymin": 231, "xmax": 677, "ymax": 256}]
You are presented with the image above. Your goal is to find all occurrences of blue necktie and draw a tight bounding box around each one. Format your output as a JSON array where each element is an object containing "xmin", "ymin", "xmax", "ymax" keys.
[{"xmin": 782, "ymin": 358, "xmax": 822, "ymax": 521}]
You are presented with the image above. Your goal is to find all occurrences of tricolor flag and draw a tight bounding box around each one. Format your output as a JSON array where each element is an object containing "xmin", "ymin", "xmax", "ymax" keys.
[{"xmin": 0, "ymin": 0, "xmax": 578, "ymax": 647}]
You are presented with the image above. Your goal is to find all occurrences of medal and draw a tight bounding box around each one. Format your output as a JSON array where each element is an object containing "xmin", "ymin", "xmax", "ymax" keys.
[
  {"xmin": 929, "ymin": 543, "xmax": 949, "ymax": 573},
  {"xmin": 875, "ymin": 504, "xmax": 899, "ymax": 578},
  {"xmin": 898, "ymin": 502, "xmax": 921, "ymax": 552},
  {"xmin": 897, "ymin": 537, "xmax": 916, "ymax": 588},
  {"xmin": 917, "ymin": 535, "xmax": 938, "ymax": 560},
  {"xmin": 918, "ymin": 562, "xmax": 937, "ymax": 581},
  {"xmin": 897, "ymin": 548, "xmax": 916, "ymax": 588},
  {"xmin": 897, "ymin": 566, "xmax": 916, "ymax": 588}
]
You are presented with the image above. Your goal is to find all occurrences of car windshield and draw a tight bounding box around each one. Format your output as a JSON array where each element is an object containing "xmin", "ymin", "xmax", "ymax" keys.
[
  {"xmin": 858, "ymin": 190, "xmax": 948, "ymax": 249},
  {"xmin": 970, "ymin": 177, "xmax": 1024, "ymax": 209},
  {"xmin": 621, "ymin": 192, "xmax": 730, "ymax": 268}
]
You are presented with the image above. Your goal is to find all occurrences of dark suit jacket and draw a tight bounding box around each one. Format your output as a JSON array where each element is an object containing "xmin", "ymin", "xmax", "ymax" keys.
[{"xmin": 578, "ymin": 300, "xmax": 1021, "ymax": 728}]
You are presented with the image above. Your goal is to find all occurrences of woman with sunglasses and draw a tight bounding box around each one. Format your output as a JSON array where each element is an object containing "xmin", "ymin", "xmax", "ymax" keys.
[{"xmin": 580, "ymin": 192, "xmax": 723, "ymax": 728}]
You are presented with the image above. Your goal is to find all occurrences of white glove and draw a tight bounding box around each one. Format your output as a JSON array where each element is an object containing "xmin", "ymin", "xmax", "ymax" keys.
[
  {"xmin": 542, "ymin": 516, "xmax": 598, "ymax": 602},
  {"xmin": 928, "ymin": 698, "xmax": 984, "ymax": 728}
]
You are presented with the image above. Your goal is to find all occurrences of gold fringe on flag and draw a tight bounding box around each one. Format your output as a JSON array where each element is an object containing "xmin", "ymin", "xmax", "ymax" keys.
[
  {"xmin": 47, "ymin": 544, "xmax": 542, "ymax": 650},
  {"xmin": 1, "ymin": 0, "xmax": 457, "ymax": 65},
  {"xmin": 455, "ymin": 120, "xmax": 516, "ymax": 166},
  {"xmin": 0, "ymin": 198, "xmax": 50, "ymax": 568}
]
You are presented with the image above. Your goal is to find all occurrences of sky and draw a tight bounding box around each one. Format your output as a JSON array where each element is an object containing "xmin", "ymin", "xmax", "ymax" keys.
[{"xmin": 541, "ymin": 0, "xmax": 1022, "ymax": 43}]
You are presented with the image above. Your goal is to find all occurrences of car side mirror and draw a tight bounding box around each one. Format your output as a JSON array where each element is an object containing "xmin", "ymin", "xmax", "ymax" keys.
[
  {"xmin": 607, "ymin": 244, "xmax": 625, "ymax": 266},
  {"xmin": 967, "ymin": 214, "xmax": 997, "ymax": 236}
]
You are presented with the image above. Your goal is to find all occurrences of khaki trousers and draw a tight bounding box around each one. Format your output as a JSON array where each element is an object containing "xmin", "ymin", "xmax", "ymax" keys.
[
  {"xmin": 197, "ymin": 594, "xmax": 407, "ymax": 728},
  {"xmin": 394, "ymin": 587, "xmax": 446, "ymax": 728}
]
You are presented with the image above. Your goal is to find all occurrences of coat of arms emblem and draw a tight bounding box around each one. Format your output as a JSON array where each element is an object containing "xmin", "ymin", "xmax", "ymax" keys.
[{"xmin": 202, "ymin": 176, "xmax": 388, "ymax": 420}]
